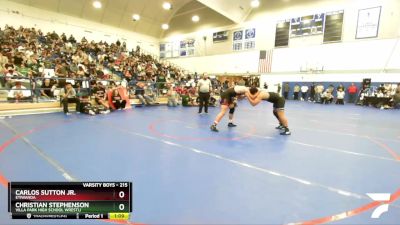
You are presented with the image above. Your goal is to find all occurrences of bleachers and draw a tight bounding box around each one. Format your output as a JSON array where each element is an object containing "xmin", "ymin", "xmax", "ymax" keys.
[{"xmin": 0, "ymin": 24, "xmax": 186, "ymax": 115}]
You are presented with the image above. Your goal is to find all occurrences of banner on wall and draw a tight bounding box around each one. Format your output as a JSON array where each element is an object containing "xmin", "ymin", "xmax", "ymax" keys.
[
  {"xmin": 245, "ymin": 28, "xmax": 256, "ymax": 39},
  {"xmin": 213, "ymin": 31, "xmax": 229, "ymax": 42},
  {"xmin": 233, "ymin": 30, "xmax": 243, "ymax": 41},
  {"xmin": 232, "ymin": 29, "xmax": 255, "ymax": 51},
  {"xmin": 160, "ymin": 39, "xmax": 195, "ymax": 58},
  {"xmin": 356, "ymin": 6, "xmax": 381, "ymax": 39},
  {"xmin": 232, "ymin": 30, "xmax": 243, "ymax": 51},
  {"xmin": 180, "ymin": 39, "xmax": 195, "ymax": 57}
]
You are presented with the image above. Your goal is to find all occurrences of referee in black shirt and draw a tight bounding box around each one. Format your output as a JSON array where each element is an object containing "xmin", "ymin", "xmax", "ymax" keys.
[{"xmin": 197, "ymin": 73, "xmax": 212, "ymax": 114}]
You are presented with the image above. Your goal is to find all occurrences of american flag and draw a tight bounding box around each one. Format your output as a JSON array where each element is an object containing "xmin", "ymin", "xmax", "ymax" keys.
[{"xmin": 258, "ymin": 49, "xmax": 273, "ymax": 73}]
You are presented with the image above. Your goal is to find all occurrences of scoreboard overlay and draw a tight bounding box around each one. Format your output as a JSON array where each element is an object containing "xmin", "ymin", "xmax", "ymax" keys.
[{"xmin": 8, "ymin": 182, "xmax": 132, "ymax": 220}]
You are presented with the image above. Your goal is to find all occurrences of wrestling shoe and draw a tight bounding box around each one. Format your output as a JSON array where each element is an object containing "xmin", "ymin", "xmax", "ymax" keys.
[
  {"xmin": 280, "ymin": 130, "xmax": 291, "ymax": 135},
  {"xmin": 210, "ymin": 124, "xmax": 219, "ymax": 132},
  {"xmin": 275, "ymin": 125, "xmax": 284, "ymax": 129},
  {"xmin": 228, "ymin": 123, "xmax": 237, "ymax": 127}
]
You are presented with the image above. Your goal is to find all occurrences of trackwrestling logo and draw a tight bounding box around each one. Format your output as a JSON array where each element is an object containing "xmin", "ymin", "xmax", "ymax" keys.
[{"xmin": 367, "ymin": 193, "xmax": 391, "ymax": 218}]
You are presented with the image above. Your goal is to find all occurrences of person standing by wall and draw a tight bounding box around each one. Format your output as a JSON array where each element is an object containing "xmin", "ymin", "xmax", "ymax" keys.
[
  {"xmin": 315, "ymin": 83, "xmax": 324, "ymax": 103},
  {"xmin": 309, "ymin": 83, "xmax": 316, "ymax": 102},
  {"xmin": 300, "ymin": 84, "xmax": 308, "ymax": 101},
  {"xmin": 283, "ymin": 83, "xmax": 290, "ymax": 100},
  {"xmin": 348, "ymin": 83, "xmax": 358, "ymax": 103},
  {"xmin": 293, "ymin": 84, "xmax": 300, "ymax": 100},
  {"xmin": 277, "ymin": 83, "xmax": 281, "ymax": 96},
  {"xmin": 336, "ymin": 88, "xmax": 345, "ymax": 105},
  {"xmin": 393, "ymin": 90, "xmax": 400, "ymax": 109},
  {"xmin": 197, "ymin": 73, "xmax": 212, "ymax": 114}
]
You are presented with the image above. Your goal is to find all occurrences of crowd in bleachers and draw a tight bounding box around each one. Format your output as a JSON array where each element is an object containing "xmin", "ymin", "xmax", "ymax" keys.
[
  {"xmin": 282, "ymin": 82, "xmax": 400, "ymax": 109},
  {"xmin": 0, "ymin": 24, "xmax": 224, "ymax": 114}
]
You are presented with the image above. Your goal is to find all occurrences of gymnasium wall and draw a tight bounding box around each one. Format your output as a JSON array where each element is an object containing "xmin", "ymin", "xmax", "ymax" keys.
[
  {"xmin": 260, "ymin": 73, "xmax": 400, "ymax": 93},
  {"xmin": 166, "ymin": 50, "xmax": 260, "ymax": 74},
  {"xmin": 0, "ymin": 0, "xmax": 159, "ymax": 55},
  {"xmin": 165, "ymin": 0, "xmax": 400, "ymax": 76}
]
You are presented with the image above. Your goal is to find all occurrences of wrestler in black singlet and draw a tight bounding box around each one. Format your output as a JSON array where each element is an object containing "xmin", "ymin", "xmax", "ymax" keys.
[
  {"xmin": 220, "ymin": 87, "xmax": 236, "ymax": 105},
  {"xmin": 265, "ymin": 92, "xmax": 285, "ymax": 110}
]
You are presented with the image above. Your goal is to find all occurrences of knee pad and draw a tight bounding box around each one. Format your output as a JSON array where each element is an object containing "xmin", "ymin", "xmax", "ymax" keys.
[{"xmin": 229, "ymin": 107, "xmax": 235, "ymax": 114}]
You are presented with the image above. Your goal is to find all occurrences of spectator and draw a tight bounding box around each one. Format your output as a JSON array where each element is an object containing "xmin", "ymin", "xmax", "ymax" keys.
[
  {"xmin": 13, "ymin": 51, "xmax": 25, "ymax": 67},
  {"xmin": 209, "ymin": 93, "xmax": 217, "ymax": 106},
  {"xmin": 337, "ymin": 83, "xmax": 345, "ymax": 92},
  {"xmin": 197, "ymin": 73, "xmax": 212, "ymax": 114},
  {"xmin": 322, "ymin": 90, "xmax": 333, "ymax": 104},
  {"xmin": 186, "ymin": 75, "xmax": 196, "ymax": 88},
  {"xmin": 78, "ymin": 96, "xmax": 96, "ymax": 115},
  {"xmin": 309, "ymin": 82, "xmax": 316, "ymax": 102},
  {"xmin": 377, "ymin": 83, "xmax": 387, "ymax": 96},
  {"xmin": 60, "ymin": 82, "xmax": 79, "ymax": 115},
  {"xmin": 187, "ymin": 85, "xmax": 197, "ymax": 106},
  {"xmin": 157, "ymin": 71, "xmax": 166, "ymax": 90},
  {"xmin": 7, "ymin": 81, "xmax": 32, "ymax": 103},
  {"xmin": 40, "ymin": 78, "xmax": 56, "ymax": 98},
  {"xmin": 347, "ymin": 83, "xmax": 358, "ymax": 103},
  {"xmin": 315, "ymin": 83, "xmax": 324, "ymax": 103},
  {"xmin": 107, "ymin": 85, "xmax": 130, "ymax": 110},
  {"xmin": 327, "ymin": 84, "xmax": 335, "ymax": 93},
  {"xmin": 393, "ymin": 90, "xmax": 400, "ymax": 109},
  {"xmin": 91, "ymin": 82, "xmax": 109, "ymax": 109},
  {"xmin": 263, "ymin": 82, "xmax": 268, "ymax": 89},
  {"xmin": 4, "ymin": 66, "xmax": 21, "ymax": 88},
  {"xmin": 300, "ymin": 84, "xmax": 308, "ymax": 101},
  {"xmin": 0, "ymin": 52, "xmax": 8, "ymax": 67},
  {"xmin": 110, "ymin": 88, "xmax": 126, "ymax": 110},
  {"xmin": 336, "ymin": 88, "xmax": 345, "ymax": 105},
  {"xmin": 17, "ymin": 63, "xmax": 29, "ymax": 76},
  {"xmin": 144, "ymin": 84, "xmax": 157, "ymax": 102},
  {"xmin": 167, "ymin": 84, "xmax": 178, "ymax": 107},
  {"xmin": 222, "ymin": 80, "xmax": 229, "ymax": 90},
  {"xmin": 277, "ymin": 83, "xmax": 281, "ymax": 96},
  {"xmin": 283, "ymin": 83, "xmax": 290, "ymax": 99},
  {"xmin": 135, "ymin": 82, "xmax": 154, "ymax": 105},
  {"xmin": 293, "ymin": 84, "xmax": 300, "ymax": 100}
]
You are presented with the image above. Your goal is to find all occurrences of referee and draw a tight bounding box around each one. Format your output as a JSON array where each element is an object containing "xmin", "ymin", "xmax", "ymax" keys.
[{"xmin": 197, "ymin": 73, "xmax": 212, "ymax": 114}]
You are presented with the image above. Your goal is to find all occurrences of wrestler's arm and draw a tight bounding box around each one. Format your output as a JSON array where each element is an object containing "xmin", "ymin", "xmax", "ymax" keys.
[
  {"xmin": 248, "ymin": 95, "xmax": 262, "ymax": 106},
  {"xmin": 245, "ymin": 90, "xmax": 260, "ymax": 100}
]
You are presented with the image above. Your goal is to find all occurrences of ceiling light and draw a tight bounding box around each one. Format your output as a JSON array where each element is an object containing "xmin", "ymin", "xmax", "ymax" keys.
[
  {"xmin": 132, "ymin": 14, "xmax": 140, "ymax": 21},
  {"xmin": 163, "ymin": 2, "xmax": 172, "ymax": 10},
  {"xmin": 161, "ymin": 24, "xmax": 169, "ymax": 30},
  {"xmin": 192, "ymin": 15, "xmax": 200, "ymax": 22},
  {"xmin": 250, "ymin": 0, "xmax": 260, "ymax": 8},
  {"xmin": 92, "ymin": 1, "xmax": 102, "ymax": 9}
]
